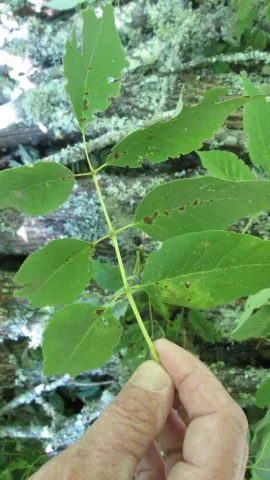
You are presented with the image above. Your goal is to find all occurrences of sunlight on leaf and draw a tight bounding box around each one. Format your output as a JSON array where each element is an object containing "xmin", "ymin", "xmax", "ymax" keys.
[{"xmin": 141, "ymin": 231, "xmax": 270, "ymax": 309}]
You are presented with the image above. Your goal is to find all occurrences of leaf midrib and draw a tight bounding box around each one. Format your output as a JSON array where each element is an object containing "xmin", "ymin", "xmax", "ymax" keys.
[
  {"xmin": 142, "ymin": 262, "xmax": 270, "ymax": 287},
  {"xmin": 19, "ymin": 244, "xmax": 91, "ymax": 301},
  {"xmin": 0, "ymin": 173, "xmax": 73, "ymax": 204}
]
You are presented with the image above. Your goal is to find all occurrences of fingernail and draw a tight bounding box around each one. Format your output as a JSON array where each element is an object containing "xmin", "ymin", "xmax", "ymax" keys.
[{"xmin": 130, "ymin": 360, "xmax": 170, "ymax": 392}]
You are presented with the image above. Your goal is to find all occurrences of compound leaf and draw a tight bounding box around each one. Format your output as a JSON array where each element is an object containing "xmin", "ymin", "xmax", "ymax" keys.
[
  {"xmin": 93, "ymin": 260, "xmax": 123, "ymax": 291},
  {"xmin": 231, "ymin": 305, "xmax": 270, "ymax": 341},
  {"xmin": 198, "ymin": 150, "xmax": 255, "ymax": 181},
  {"xmin": 242, "ymin": 73, "xmax": 270, "ymax": 173},
  {"xmin": 256, "ymin": 378, "xmax": 270, "ymax": 408},
  {"xmin": 107, "ymin": 88, "xmax": 251, "ymax": 168},
  {"xmin": 42, "ymin": 303, "xmax": 122, "ymax": 377},
  {"xmin": 134, "ymin": 177, "xmax": 270, "ymax": 241},
  {"xmin": 189, "ymin": 310, "xmax": 216, "ymax": 343},
  {"xmin": 141, "ymin": 231, "xmax": 270, "ymax": 309},
  {"xmin": 0, "ymin": 162, "xmax": 74, "ymax": 215},
  {"xmin": 14, "ymin": 239, "xmax": 94, "ymax": 307},
  {"xmin": 63, "ymin": 5, "xmax": 128, "ymax": 130}
]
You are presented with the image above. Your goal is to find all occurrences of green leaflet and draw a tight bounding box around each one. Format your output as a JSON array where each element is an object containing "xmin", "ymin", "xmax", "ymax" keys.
[
  {"xmin": 256, "ymin": 378, "xmax": 270, "ymax": 408},
  {"xmin": 251, "ymin": 426, "xmax": 270, "ymax": 480},
  {"xmin": 107, "ymin": 88, "xmax": 251, "ymax": 168},
  {"xmin": 231, "ymin": 305, "xmax": 270, "ymax": 341},
  {"xmin": 198, "ymin": 150, "xmax": 255, "ymax": 181},
  {"xmin": 0, "ymin": 162, "xmax": 74, "ymax": 215},
  {"xmin": 230, "ymin": 288, "xmax": 270, "ymax": 339},
  {"xmin": 42, "ymin": 304, "xmax": 122, "ymax": 377},
  {"xmin": 63, "ymin": 5, "xmax": 128, "ymax": 130},
  {"xmin": 141, "ymin": 231, "xmax": 270, "ymax": 309},
  {"xmin": 14, "ymin": 239, "xmax": 94, "ymax": 308},
  {"xmin": 242, "ymin": 74, "xmax": 270, "ymax": 173},
  {"xmin": 249, "ymin": 27, "xmax": 268, "ymax": 51},
  {"xmin": 232, "ymin": 0, "xmax": 258, "ymax": 37},
  {"xmin": 189, "ymin": 310, "xmax": 217, "ymax": 343},
  {"xmin": 134, "ymin": 177, "xmax": 270, "ymax": 241},
  {"xmin": 93, "ymin": 260, "xmax": 123, "ymax": 291}
]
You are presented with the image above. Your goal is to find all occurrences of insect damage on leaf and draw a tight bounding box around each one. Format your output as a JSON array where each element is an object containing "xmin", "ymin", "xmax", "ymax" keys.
[
  {"xmin": 134, "ymin": 176, "xmax": 270, "ymax": 241},
  {"xmin": 63, "ymin": 4, "xmax": 129, "ymax": 130},
  {"xmin": 107, "ymin": 88, "xmax": 251, "ymax": 168}
]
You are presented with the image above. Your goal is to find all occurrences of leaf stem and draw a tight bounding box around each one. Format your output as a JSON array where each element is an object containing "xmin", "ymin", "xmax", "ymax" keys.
[
  {"xmin": 93, "ymin": 223, "xmax": 134, "ymax": 246},
  {"xmin": 82, "ymin": 133, "xmax": 160, "ymax": 363}
]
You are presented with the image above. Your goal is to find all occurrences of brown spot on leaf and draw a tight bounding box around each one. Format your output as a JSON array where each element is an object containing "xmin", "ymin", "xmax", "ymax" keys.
[
  {"xmin": 96, "ymin": 309, "xmax": 104, "ymax": 316},
  {"xmin": 84, "ymin": 92, "xmax": 89, "ymax": 96},
  {"xmin": 114, "ymin": 153, "xmax": 120, "ymax": 160},
  {"xmin": 179, "ymin": 206, "xmax": 185, "ymax": 211},
  {"xmin": 204, "ymin": 242, "xmax": 210, "ymax": 247},
  {"xmin": 143, "ymin": 216, "xmax": 153, "ymax": 225},
  {"xmin": 163, "ymin": 211, "xmax": 169, "ymax": 216},
  {"xmin": 153, "ymin": 212, "xmax": 158, "ymax": 220},
  {"xmin": 186, "ymin": 203, "xmax": 190, "ymax": 206},
  {"xmin": 192, "ymin": 200, "xmax": 199, "ymax": 206},
  {"xmin": 88, "ymin": 66, "xmax": 92, "ymax": 71},
  {"xmin": 83, "ymin": 99, "xmax": 88, "ymax": 111},
  {"xmin": 81, "ymin": 117, "xmax": 87, "ymax": 123},
  {"xmin": 185, "ymin": 281, "xmax": 191, "ymax": 289}
]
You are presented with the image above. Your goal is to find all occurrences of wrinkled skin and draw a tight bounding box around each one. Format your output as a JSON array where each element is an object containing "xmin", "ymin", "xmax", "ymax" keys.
[{"xmin": 31, "ymin": 339, "xmax": 248, "ymax": 480}]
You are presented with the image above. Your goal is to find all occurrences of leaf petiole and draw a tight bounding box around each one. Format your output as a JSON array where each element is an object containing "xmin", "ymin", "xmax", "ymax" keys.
[{"xmin": 82, "ymin": 133, "xmax": 160, "ymax": 363}]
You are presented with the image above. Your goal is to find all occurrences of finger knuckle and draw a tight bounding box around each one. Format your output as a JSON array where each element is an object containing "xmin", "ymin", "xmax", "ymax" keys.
[{"xmin": 112, "ymin": 395, "xmax": 156, "ymax": 438}]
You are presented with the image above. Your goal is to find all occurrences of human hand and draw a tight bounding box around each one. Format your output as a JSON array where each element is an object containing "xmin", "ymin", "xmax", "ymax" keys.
[{"xmin": 31, "ymin": 339, "xmax": 248, "ymax": 479}]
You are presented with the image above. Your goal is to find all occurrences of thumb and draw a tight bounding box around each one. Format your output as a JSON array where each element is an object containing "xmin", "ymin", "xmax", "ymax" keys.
[{"xmin": 86, "ymin": 360, "xmax": 174, "ymax": 479}]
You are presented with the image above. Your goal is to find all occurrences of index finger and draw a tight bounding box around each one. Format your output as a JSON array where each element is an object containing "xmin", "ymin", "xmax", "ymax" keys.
[{"xmin": 155, "ymin": 339, "xmax": 248, "ymax": 479}]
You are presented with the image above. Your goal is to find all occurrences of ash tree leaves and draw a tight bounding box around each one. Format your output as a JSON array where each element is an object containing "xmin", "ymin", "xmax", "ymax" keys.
[
  {"xmin": 256, "ymin": 378, "xmax": 270, "ymax": 409},
  {"xmin": 0, "ymin": 162, "xmax": 74, "ymax": 215},
  {"xmin": 242, "ymin": 73, "xmax": 270, "ymax": 174},
  {"xmin": 134, "ymin": 176, "xmax": 270, "ymax": 241},
  {"xmin": 107, "ymin": 88, "xmax": 251, "ymax": 168},
  {"xmin": 63, "ymin": 4, "xmax": 128, "ymax": 130},
  {"xmin": 14, "ymin": 239, "xmax": 94, "ymax": 308},
  {"xmin": 141, "ymin": 231, "xmax": 270, "ymax": 309},
  {"xmin": 198, "ymin": 150, "xmax": 256, "ymax": 181},
  {"xmin": 42, "ymin": 303, "xmax": 122, "ymax": 377},
  {"xmin": 231, "ymin": 305, "xmax": 270, "ymax": 341}
]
